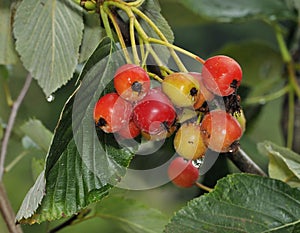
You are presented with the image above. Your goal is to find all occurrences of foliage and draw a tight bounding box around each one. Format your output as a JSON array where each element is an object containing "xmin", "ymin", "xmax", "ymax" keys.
[{"xmin": 0, "ymin": 0, "xmax": 300, "ymax": 232}]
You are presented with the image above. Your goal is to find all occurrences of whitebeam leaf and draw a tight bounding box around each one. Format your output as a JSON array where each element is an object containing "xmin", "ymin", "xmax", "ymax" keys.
[{"xmin": 13, "ymin": 0, "xmax": 83, "ymax": 96}]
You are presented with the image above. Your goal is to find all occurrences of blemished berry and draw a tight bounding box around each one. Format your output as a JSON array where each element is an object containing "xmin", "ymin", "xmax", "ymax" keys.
[
  {"xmin": 189, "ymin": 72, "xmax": 214, "ymax": 109},
  {"xmin": 200, "ymin": 110, "xmax": 243, "ymax": 152},
  {"xmin": 202, "ymin": 55, "xmax": 242, "ymax": 96},
  {"xmin": 117, "ymin": 119, "xmax": 141, "ymax": 139},
  {"xmin": 141, "ymin": 125, "xmax": 176, "ymax": 141},
  {"xmin": 174, "ymin": 123, "xmax": 207, "ymax": 160},
  {"xmin": 133, "ymin": 88, "xmax": 176, "ymax": 135},
  {"xmin": 114, "ymin": 64, "xmax": 151, "ymax": 102},
  {"xmin": 168, "ymin": 157, "xmax": 199, "ymax": 188},
  {"xmin": 93, "ymin": 93, "xmax": 132, "ymax": 133},
  {"xmin": 162, "ymin": 72, "xmax": 200, "ymax": 107}
]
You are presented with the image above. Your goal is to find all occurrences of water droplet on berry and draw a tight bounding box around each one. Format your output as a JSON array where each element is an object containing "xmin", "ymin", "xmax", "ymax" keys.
[
  {"xmin": 192, "ymin": 157, "xmax": 205, "ymax": 168},
  {"xmin": 46, "ymin": 94, "xmax": 55, "ymax": 102}
]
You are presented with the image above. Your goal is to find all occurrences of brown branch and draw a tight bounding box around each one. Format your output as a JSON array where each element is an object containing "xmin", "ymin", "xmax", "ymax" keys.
[
  {"xmin": 226, "ymin": 148, "xmax": 267, "ymax": 177},
  {"xmin": 0, "ymin": 182, "xmax": 23, "ymax": 233},
  {"xmin": 0, "ymin": 73, "xmax": 32, "ymax": 180}
]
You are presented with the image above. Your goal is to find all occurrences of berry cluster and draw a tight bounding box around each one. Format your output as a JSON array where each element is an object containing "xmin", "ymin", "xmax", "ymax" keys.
[{"xmin": 93, "ymin": 55, "xmax": 245, "ymax": 188}]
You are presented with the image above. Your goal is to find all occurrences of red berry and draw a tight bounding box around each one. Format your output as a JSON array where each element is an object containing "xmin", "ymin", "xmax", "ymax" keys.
[
  {"xmin": 117, "ymin": 119, "xmax": 141, "ymax": 139},
  {"xmin": 93, "ymin": 93, "xmax": 132, "ymax": 133},
  {"xmin": 200, "ymin": 110, "xmax": 243, "ymax": 152},
  {"xmin": 168, "ymin": 157, "xmax": 199, "ymax": 188},
  {"xmin": 133, "ymin": 88, "xmax": 176, "ymax": 135},
  {"xmin": 202, "ymin": 55, "xmax": 242, "ymax": 96},
  {"xmin": 114, "ymin": 64, "xmax": 151, "ymax": 102}
]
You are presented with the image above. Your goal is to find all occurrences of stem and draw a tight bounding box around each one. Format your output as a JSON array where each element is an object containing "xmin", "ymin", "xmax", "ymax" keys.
[
  {"xmin": 49, "ymin": 209, "xmax": 91, "ymax": 233},
  {"xmin": 0, "ymin": 182, "xmax": 23, "ymax": 233},
  {"xmin": 148, "ymin": 38, "xmax": 204, "ymax": 65},
  {"xmin": 0, "ymin": 73, "xmax": 32, "ymax": 181},
  {"xmin": 275, "ymin": 24, "xmax": 300, "ymax": 98},
  {"xmin": 4, "ymin": 151, "xmax": 29, "ymax": 173},
  {"xmin": 147, "ymin": 72, "xmax": 163, "ymax": 83},
  {"xmin": 100, "ymin": 5, "xmax": 114, "ymax": 39},
  {"xmin": 226, "ymin": 148, "xmax": 267, "ymax": 176},
  {"xmin": 129, "ymin": 15, "xmax": 140, "ymax": 64},
  {"xmin": 244, "ymin": 85, "xmax": 290, "ymax": 106},
  {"xmin": 125, "ymin": 0, "xmax": 145, "ymax": 7},
  {"xmin": 103, "ymin": 6, "xmax": 132, "ymax": 63},
  {"xmin": 287, "ymin": 84, "xmax": 295, "ymax": 149},
  {"xmin": 195, "ymin": 182, "xmax": 213, "ymax": 192},
  {"xmin": 3, "ymin": 81, "xmax": 13, "ymax": 107},
  {"xmin": 132, "ymin": 7, "xmax": 188, "ymax": 71}
]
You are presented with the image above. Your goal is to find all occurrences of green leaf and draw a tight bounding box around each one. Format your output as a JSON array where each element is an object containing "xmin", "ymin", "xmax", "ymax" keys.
[
  {"xmin": 177, "ymin": 0, "xmax": 295, "ymax": 22},
  {"xmin": 95, "ymin": 196, "xmax": 168, "ymax": 233},
  {"xmin": 258, "ymin": 141, "xmax": 300, "ymax": 187},
  {"xmin": 165, "ymin": 174, "xmax": 300, "ymax": 233},
  {"xmin": 16, "ymin": 37, "xmax": 134, "ymax": 224},
  {"xmin": 20, "ymin": 119, "xmax": 53, "ymax": 152},
  {"xmin": 0, "ymin": 0, "xmax": 18, "ymax": 64},
  {"xmin": 13, "ymin": 0, "xmax": 84, "ymax": 96},
  {"xmin": 79, "ymin": 13, "xmax": 106, "ymax": 63}
]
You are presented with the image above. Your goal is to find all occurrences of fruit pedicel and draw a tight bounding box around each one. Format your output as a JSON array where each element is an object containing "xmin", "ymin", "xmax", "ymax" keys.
[{"xmin": 93, "ymin": 55, "xmax": 245, "ymax": 189}]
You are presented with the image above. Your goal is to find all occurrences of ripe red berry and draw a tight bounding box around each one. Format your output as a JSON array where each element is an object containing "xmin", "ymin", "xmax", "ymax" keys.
[
  {"xmin": 168, "ymin": 157, "xmax": 199, "ymax": 188},
  {"xmin": 200, "ymin": 110, "xmax": 243, "ymax": 152},
  {"xmin": 93, "ymin": 93, "xmax": 132, "ymax": 133},
  {"xmin": 162, "ymin": 72, "xmax": 200, "ymax": 107},
  {"xmin": 174, "ymin": 123, "xmax": 207, "ymax": 160},
  {"xmin": 114, "ymin": 64, "xmax": 151, "ymax": 102},
  {"xmin": 133, "ymin": 88, "xmax": 176, "ymax": 135},
  {"xmin": 117, "ymin": 119, "xmax": 141, "ymax": 139},
  {"xmin": 202, "ymin": 55, "xmax": 242, "ymax": 96}
]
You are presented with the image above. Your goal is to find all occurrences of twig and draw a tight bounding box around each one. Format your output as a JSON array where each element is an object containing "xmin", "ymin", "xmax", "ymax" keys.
[
  {"xmin": 0, "ymin": 182, "xmax": 23, "ymax": 233},
  {"xmin": 48, "ymin": 215, "xmax": 78, "ymax": 233},
  {"xmin": 226, "ymin": 148, "xmax": 267, "ymax": 176},
  {"xmin": 0, "ymin": 73, "xmax": 32, "ymax": 181}
]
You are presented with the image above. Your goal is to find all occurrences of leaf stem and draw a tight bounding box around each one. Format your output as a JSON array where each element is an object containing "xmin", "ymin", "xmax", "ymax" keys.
[
  {"xmin": 274, "ymin": 24, "xmax": 300, "ymax": 98},
  {"xmin": 287, "ymin": 84, "xmax": 295, "ymax": 149},
  {"xmin": 0, "ymin": 182, "xmax": 23, "ymax": 233},
  {"xmin": 3, "ymin": 81, "xmax": 13, "ymax": 107},
  {"xmin": 102, "ymin": 5, "xmax": 132, "ymax": 63},
  {"xmin": 244, "ymin": 85, "xmax": 290, "ymax": 106},
  {"xmin": 4, "ymin": 151, "xmax": 29, "ymax": 173},
  {"xmin": 0, "ymin": 73, "xmax": 32, "ymax": 181},
  {"xmin": 195, "ymin": 182, "xmax": 213, "ymax": 192}
]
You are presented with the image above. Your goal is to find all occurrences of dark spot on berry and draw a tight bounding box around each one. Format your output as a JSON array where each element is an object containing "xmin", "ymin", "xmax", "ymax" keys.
[
  {"xmin": 188, "ymin": 140, "xmax": 194, "ymax": 144},
  {"xmin": 96, "ymin": 117, "xmax": 107, "ymax": 127},
  {"xmin": 190, "ymin": 87, "xmax": 198, "ymax": 97},
  {"xmin": 230, "ymin": 79, "xmax": 239, "ymax": 89},
  {"xmin": 131, "ymin": 81, "xmax": 143, "ymax": 94},
  {"xmin": 224, "ymin": 94, "xmax": 241, "ymax": 115}
]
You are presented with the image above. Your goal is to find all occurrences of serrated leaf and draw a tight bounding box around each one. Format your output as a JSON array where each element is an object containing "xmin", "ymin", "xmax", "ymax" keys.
[
  {"xmin": 16, "ymin": 38, "xmax": 134, "ymax": 224},
  {"xmin": 13, "ymin": 0, "xmax": 84, "ymax": 96},
  {"xmin": 20, "ymin": 119, "xmax": 53, "ymax": 152},
  {"xmin": 177, "ymin": 0, "xmax": 296, "ymax": 22},
  {"xmin": 165, "ymin": 174, "xmax": 300, "ymax": 233},
  {"xmin": 0, "ymin": 0, "xmax": 18, "ymax": 64},
  {"xmin": 95, "ymin": 196, "xmax": 168, "ymax": 233},
  {"xmin": 258, "ymin": 141, "xmax": 300, "ymax": 187}
]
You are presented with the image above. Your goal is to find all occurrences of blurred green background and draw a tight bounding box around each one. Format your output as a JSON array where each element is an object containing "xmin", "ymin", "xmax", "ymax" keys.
[{"xmin": 0, "ymin": 0, "xmax": 291, "ymax": 232}]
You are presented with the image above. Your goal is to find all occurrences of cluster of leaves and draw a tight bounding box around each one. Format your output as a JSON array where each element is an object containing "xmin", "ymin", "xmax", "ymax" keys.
[{"xmin": 1, "ymin": 0, "xmax": 300, "ymax": 232}]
